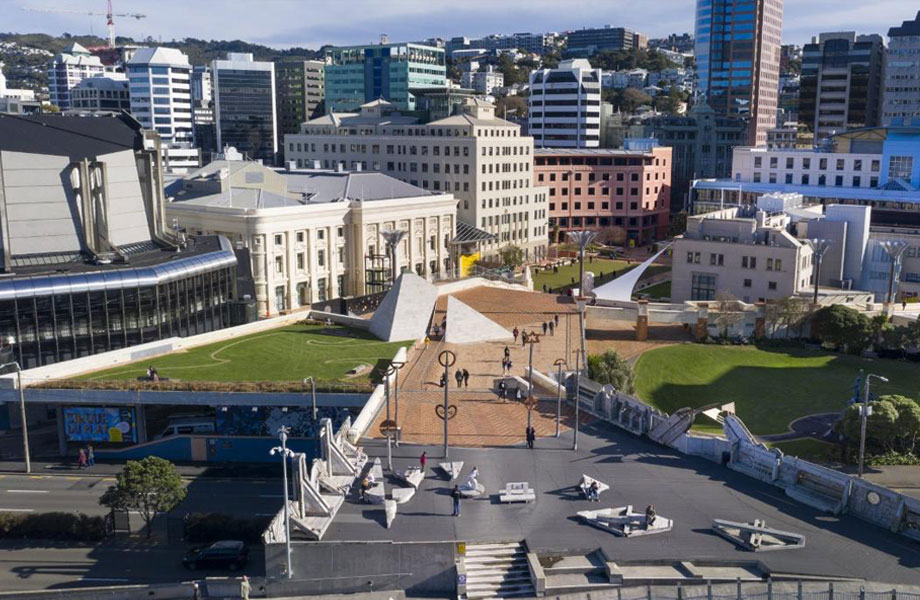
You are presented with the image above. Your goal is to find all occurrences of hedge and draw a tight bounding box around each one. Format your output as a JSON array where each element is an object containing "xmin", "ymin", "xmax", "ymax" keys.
[
  {"xmin": 184, "ymin": 513, "xmax": 271, "ymax": 545},
  {"xmin": 0, "ymin": 512, "xmax": 106, "ymax": 541},
  {"xmin": 33, "ymin": 378, "xmax": 374, "ymax": 394}
]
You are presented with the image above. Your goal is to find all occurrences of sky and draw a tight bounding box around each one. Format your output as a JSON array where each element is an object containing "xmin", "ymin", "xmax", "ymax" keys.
[{"xmin": 8, "ymin": 0, "xmax": 920, "ymax": 49}]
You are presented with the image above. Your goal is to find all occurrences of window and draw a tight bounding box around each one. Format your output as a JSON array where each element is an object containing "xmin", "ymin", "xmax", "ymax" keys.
[
  {"xmin": 889, "ymin": 156, "xmax": 914, "ymax": 180},
  {"xmin": 296, "ymin": 232, "xmax": 304, "ymax": 243},
  {"xmin": 709, "ymin": 253, "xmax": 724, "ymax": 266},
  {"xmin": 742, "ymin": 256, "xmax": 757, "ymax": 269},
  {"xmin": 274, "ymin": 234, "xmax": 283, "ymax": 245},
  {"xmin": 317, "ymin": 250, "xmax": 325, "ymax": 267},
  {"xmin": 754, "ymin": 157, "xmax": 762, "ymax": 168},
  {"xmin": 836, "ymin": 159, "xmax": 845, "ymax": 171},
  {"xmin": 296, "ymin": 253, "xmax": 305, "ymax": 270},
  {"xmin": 743, "ymin": 279, "xmax": 752, "ymax": 288},
  {"xmin": 775, "ymin": 259, "xmax": 782, "ymax": 271},
  {"xmin": 691, "ymin": 273, "xmax": 717, "ymax": 301},
  {"xmin": 768, "ymin": 281, "xmax": 777, "ymax": 291},
  {"xmin": 275, "ymin": 256, "xmax": 283, "ymax": 273},
  {"xmin": 767, "ymin": 258, "xmax": 774, "ymax": 271}
]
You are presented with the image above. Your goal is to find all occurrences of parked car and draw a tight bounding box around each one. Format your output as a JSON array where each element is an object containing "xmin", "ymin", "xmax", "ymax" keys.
[
  {"xmin": 156, "ymin": 417, "xmax": 216, "ymax": 439},
  {"xmin": 182, "ymin": 540, "xmax": 249, "ymax": 570}
]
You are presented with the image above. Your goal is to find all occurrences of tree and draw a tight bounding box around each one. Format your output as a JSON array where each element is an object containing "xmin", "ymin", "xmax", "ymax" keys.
[
  {"xmin": 810, "ymin": 305, "xmax": 871, "ymax": 354},
  {"xmin": 867, "ymin": 314, "xmax": 893, "ymax": 349},
  {"xmin": 838, "ymin": 400, "xmax": 900, "ymax": 451},
  {"xmin": 667, "ymin": 212, "xmax": 688, "ymax": 238},
  {"xmin": 654, "ymin": 86, "xmax": 684, "ymax": 115},
  {"xmin": 622, "ymin": 88, "xmax": 653, "ymax": 112},
  {"xmin": 494, "ymin": 95, "xmax": 528, "ymax": 118},
  {"xmin": 499, "ymin": 245, "xmax": 525, "ymax": 269},
  {"xmin": 100, "ymin": 457, "xmax": 187, "ymax": 537},
  {"xmin": 713, "ymin": 292, "xmax": 745, "ymax": 338},
  {"xmin": 587, "ymin": 350, "xmax": 636, "ymax": 395},
  {"xmin": 884, "ymin": 395, "xmax": 920, "ymax": 454}
]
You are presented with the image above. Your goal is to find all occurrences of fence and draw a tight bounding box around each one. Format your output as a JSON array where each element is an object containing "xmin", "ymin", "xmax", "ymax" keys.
[{"xmin": 602, "ymin": 582, "xmax": 920, "ymax": 600}]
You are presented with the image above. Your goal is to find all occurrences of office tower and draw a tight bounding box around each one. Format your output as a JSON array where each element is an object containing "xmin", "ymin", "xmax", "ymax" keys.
[
  {"xmin": 69, "ymin": 74, "xmax": 130, "ymax": 112},
  {"xmin": 324, "ymin": 42, "xmax": 446, "ymax": 113},
  {"xmin": 127, "ymin": 47, "xmax": 199, "ymax": 173},
  {"xmin": 799, "ymin": 32, "xmax": 885, "ymax": 140},
  {"xmin": 46, "ymin": 42, "xmax": 105, "ymax": 110},
  {"xmin": 882, "ymin": 11, "xmax": 920, "ymax": 126},
  {"xmin": 529, "ymin": 59, "xmax": 602, "ymax": 148},
  {"xmin": 694, "ymin": 0, "xmax": 784, "ymax": 146},
  {"xmin": 212, "ymin": 53, "xmax": 278, "ymax": 163},
  {"xmin": 191, "ymin": 66, "xmax": 211, "ymax": 108},
  {"xmin": 565, "ymin": 27, "xmax": 640, "ymax": 57},
  {"xmin": 275, "ymin": 59, "xmax": 326, "ymax": 160}
]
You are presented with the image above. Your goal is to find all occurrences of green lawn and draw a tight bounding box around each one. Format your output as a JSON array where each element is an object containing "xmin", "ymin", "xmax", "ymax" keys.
[
  {"xmin": 634, "ymin": 344, "xmax": 920, "ymax": 436},
  {"xmin": 767, "ymin": 439, "xmax": 840, "ymax": 464},
  {"xmin": 638, "ymin": 281, "xmax": 671, "ymax": 299},
  {"xmin": 79, "ymin": 324, "xmax": 409, "ymax": 384},
  {"xmin": 533, "ymin": 259, "xmax": 670, "ymax": 293}
]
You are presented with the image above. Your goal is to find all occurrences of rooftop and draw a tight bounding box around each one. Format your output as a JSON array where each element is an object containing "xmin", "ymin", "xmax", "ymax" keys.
[
  {"xmin": 693, "ymin": 179, "xmax": 920, "ymax": 205},
  {"xmin": 127, "ymin": 47, "xmax": 191, "ymax": 68},
  {"xmin": 0, "ymin": 112, "xmax": 140, "ymax": 160},
  {"xmin": 535, "ymin": 148, "xmax": 659, "ymax": 157}
]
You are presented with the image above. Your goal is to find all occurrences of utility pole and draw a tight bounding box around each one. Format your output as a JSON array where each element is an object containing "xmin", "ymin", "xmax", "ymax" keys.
[
  {"xmin": 573, "ymin": 348, "xmax": 583, "ymax": 451},
  {"xmin": 270, "ymin": 427, "xmax": 293, "ymax": 578},
  {"xmin": 858, "ymin": 373, "xmax": 889, "ymax": 477},
  {"xmin": 1, "ymin": 362, "xmax": 30, "ymax": 474},
  {"xmin": 554, "ymin": 358, "xmax": 567, "ymax": 438},
  {"xmin": 523, "ymin": 332, "xmax": 541, "ymax": 432}
]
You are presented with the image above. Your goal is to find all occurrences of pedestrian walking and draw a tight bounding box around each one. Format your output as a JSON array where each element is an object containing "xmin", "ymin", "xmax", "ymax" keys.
[
  {"xmin": 497, "ymin": 379, "xmax": 507, "ymax": 401},
  {"xmin": 525, "ymin": 426, "xmax": 533, "ymax": 449},
  {"xmin": 554, "ymin": 314, "xmax": 559, "ymax": 327},
  {"xmin": 507, "ymin": 359, "xmax": 513, "ymax": 374},
  {"xmin": 192, "ymin": 582, "xmax": 201, "ymax": 600},
  {"xmin": 515, "ymin": 388, "xmax": 523, "ymax": 402},
  {"xmin": 542, "ymin": 284, "xmax": 547, "ymax": 293},
  {"xmin": 240, "ymin": 575, "xmax": 251, "ymax": 600},
  {"xmin": 87, "ymin": 444, "xmax": 95, "ymax": 468},
  {"xmin": 77, "ymin": 448, "xmax": 87, "ymax": 469},
  {"xmin": 542, "ymin": 322, "xmax": 548, "ymax": 335},
  {"xmin": 451, "ymin": 485, "xmax": 462, "ymax": 516},
  {"xmin": 462, "ymin": 368, "xmax": 470, "ymax": 387},
  {"xmin": 455, "ymin": 369, "xmax": 463, "ymax": 387},
  {"xmin": 548, "ymin": 321, "xmax": 555, "ymax": 336},
  {"xmin": 420, "ymin": 451, "xmax": 427, "ymax": 474},
  {"xmin": 440, "ymin": 373, "xmax": 447, "ymax": 388},
  {"xmin": 903, "ymin": 300, "xmax": 908, "ymax": 311},
  {"xmin": 504, "ymin": 346, "xmax": 511, "ymax": 359},
  {"xmin": 522, "ymin": 333, "xmax": 527, "ymax": 348},
  {"xmin": 424, "ymin": 336, "xmax": 430, "ymax": 349},
  {"xmin": 512, "ymin": 327, "xmax": 519, "ymax": 342},
  {"xmin": 433, "ymin": 323, "xmax": 441, "ymax": 337}
]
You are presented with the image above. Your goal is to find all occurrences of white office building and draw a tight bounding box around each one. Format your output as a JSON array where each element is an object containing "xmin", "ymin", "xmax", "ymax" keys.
[
  {"xmin": 127, "ymin": 47, "xmax": 200, "ymax": 173},
  {"xmin": 69, "ymin": 74, "xmax": 130, "ymax": 112},
  {"xmin": 283, "ymin": 98, "xmax": 549, "ymax": 261},
  {"xmin": 165, "ymin": 161, "xmax": 457, "ymax": 316},
  {"xmin": 461, "ymin": 66, "xmax": 504, "ymax": 95},
  {"xmin": 882, "ymin": 11, "xmax": 920, "ymax": 126},
  {"xmin": 529, "ymin": 59, "xmax": 602, "ymax": 148},
  {"xmin": 46, "ymin": 43, "xmax": 105, "ymax": 110}
]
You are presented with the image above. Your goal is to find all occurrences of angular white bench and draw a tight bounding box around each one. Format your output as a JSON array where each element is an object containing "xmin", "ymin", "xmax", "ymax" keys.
[
  {"xmin": 499, "ymin": 481, "xmax": 536, "ymax": 504},
  {"xmin": 384, "ymin": 499, "xmax": 397, "ymax": 528},
  {"xmin": 577, "ymin": 505, "xmax": 673, "ymax": 537},
  {"xmin": 394, "ymin": 467, "xmax": 425, "ymax": 490},
  {"xmin": 364, "ymin": 458, "xmax": 386, "ymax": 505},
  {"xmin": 391, "ymin": 487, "xmax": 416, "ymax": 505},
  {"xmin": 579, "ymin": 474, "xmax": 610, "ymax": 501},
  {"xmin": 439, "ymin": 461, "xmax": 464, "ymax": 481}
]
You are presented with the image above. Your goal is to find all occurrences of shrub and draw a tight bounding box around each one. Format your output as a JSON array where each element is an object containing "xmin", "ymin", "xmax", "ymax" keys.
[
  {"xmin": 34, "ymin": 378, "xmax": 374, "ymax": 394},
  {"xmin": 184, "ymin": 513, "xmax": 271, "ymax": 545},
  {"xmin": 0, "ymin": 512, "xmax": 106, "ymax": 541}
]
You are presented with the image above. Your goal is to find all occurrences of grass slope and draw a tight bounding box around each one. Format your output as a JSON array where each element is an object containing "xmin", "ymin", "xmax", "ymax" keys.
[
  {"xmin": 79, "ymin": 324, "xmax": 409, "ymax": 384},
  {"xmin": 634, "ymin": 344, "xmax": 920, "ymax": 436},
  {"xmin": 533, "ymin": 258, "xmax": 669, "ymax": 292}
]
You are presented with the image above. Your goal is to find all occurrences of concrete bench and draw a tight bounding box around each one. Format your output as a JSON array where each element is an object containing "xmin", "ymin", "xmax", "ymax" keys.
[
  {"xmin": 499, "ymin": 481, "xmax": 536, "ymax": 503},
  {"xmin": 580, "ymin": 474, "xmax": 610, "ymax": 500},
  {"xmin": 318, "ymin": 474, "xmax": 354, "ymax": 496},
  {"xmin": 391, "ymin": 487, "xmax": 416, "ymax": 505},
  {"xmin": 439, "ymin": 461, "xmax": 464, "ymax": 481},
  {"xmin": 395, "ymin": 467, "xmax": 425, "ymax": 490},
  {"xmin": 363, "ymin": 458, "xmax": 386, "ymax": 505},
  {"xmin": 384, "ymin": 499, "xmax": 397, "ymax": 528}
]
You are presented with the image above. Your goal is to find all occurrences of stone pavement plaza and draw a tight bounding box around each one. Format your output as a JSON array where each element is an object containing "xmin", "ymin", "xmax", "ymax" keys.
[
  {"xmin": 334, "ymin": 423, "xmax": 920, "ymax": 585},
  {"xmin": 370, "ymin": 287, "xmax": 584, "ymax": 446}
]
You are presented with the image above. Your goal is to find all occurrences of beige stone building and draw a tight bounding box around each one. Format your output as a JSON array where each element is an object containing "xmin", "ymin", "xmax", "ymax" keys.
[
  {"xmin": 165, "ymin": 161, "xmax": 456, "ymax": 316},
  {"xmin": 283, "ymin": 98, "xmax": 549, "ymax": 261}
]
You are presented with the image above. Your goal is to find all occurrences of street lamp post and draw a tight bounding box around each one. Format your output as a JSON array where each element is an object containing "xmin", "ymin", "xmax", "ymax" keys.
[
  {"xmin": 566, "ymin": 231, "xmax": 598, "ymax": 299},
  {"xmin": 381, "ymin": 229, "xmax": 408, "ymax": 287},
  {"xmin": 438, "ymin": 350, "xmax": 457, "ymax": 458},
  {"xmin": 302, "ymin": 377, "xmax": 317, "ymax": 422},
  {"xmin": 807, "ymin": 239, "xmax": 832, "ymax": 305},
  {"xmin": 573, "ymin": 348, "xmax": 583, "ymax": 451},
  {"xmin": 858, "ymin": 373, "xmax": 889, "ymax": 478},
  {"xmin": 269, "ymin": 427, "xmax": 294, "ymax": 579},
  {"xmin": 553, "ymin": 358, "xmax": 567, "ymax": 438},
  {"xmin": 386, "ymin": 360, "xmax": 405, "ymax": 447},
  {"xmin": 523, "ymin": 332, "xmax": 541, "ymax": 431},
  {"xmin": 0, "ymin": 361, "xmax": 30, "ymax": 474}
]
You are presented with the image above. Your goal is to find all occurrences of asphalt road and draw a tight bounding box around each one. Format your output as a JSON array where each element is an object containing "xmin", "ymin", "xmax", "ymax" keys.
[{"xmin": 0, "ymin": 473, "xmax": 279, "ymax": 591}]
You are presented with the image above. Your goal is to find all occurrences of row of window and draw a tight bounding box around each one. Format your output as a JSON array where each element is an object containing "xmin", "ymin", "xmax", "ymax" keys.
[
  {"xmin": 686, "ymin": 252, "xmax": 786, "ymax": 272},
  {"xmin": 753, "ymin": 155, "xmax": 881, "ymax": 172}
]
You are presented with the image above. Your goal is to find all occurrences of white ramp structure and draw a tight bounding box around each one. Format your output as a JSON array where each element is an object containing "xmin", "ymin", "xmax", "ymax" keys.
[
  {"xmin": 444, "ymin": 295, "xmax": 513, "ymax": 344},
  {"xmin": 593, "ymin": 245, "xmax": 670, "ymax": 302},
  {"xmin": 370, "ymin": 272, "xmax": 439, "ymax": 342}
]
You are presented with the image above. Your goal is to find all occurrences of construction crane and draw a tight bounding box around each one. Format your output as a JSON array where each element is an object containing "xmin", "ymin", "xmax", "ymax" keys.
[{"xmin": 22, "ymin": 2, "xmax": 146, "ymax": 48}]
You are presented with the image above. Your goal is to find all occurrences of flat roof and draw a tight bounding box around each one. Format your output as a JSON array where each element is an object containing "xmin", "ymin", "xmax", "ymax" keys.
[
  {"xmin": 535, "ymin": 148, "xmax": 657, "ymax": 157},
  {"xmin": 693, "ymin": 179, "xmax": 920, "ymax": 204}
]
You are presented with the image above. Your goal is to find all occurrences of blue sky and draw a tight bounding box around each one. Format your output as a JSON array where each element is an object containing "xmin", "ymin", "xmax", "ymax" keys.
[{"xmin": 10, "ymin": 0, "xmax": 920, "ymax": 49}]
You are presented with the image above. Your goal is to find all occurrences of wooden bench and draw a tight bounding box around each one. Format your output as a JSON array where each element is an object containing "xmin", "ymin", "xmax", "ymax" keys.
[{"xmin": 499, "ymin": 481, "xmax": 536, "ymax": 504}]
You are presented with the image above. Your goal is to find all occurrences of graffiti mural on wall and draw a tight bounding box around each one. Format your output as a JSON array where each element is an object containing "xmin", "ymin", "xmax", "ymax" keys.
[{"xmin": 216, "ymin": 406, "xmax": 355, "ymax": 438}]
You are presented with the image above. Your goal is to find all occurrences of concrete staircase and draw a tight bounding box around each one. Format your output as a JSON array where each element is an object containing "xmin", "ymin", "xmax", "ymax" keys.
[
  {"xmin": 462, "ymin": 542, "xmax": 535, "ymax": 600},
  {"xmin": 543, "ymin": 551, "xmax": 612, "ymax": 595}
]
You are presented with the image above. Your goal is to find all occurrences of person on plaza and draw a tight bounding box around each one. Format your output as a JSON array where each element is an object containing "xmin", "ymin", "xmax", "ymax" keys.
[
  {"xmin": 87, "ymin": 444, "xmax": 95, "ymax": 468},
  {"xmin": 462, "ymin": 369, "xmax": 470, "ymax": 387},
  {"xmin": 420, "ymin": 451, "xmax": 427, "ymax": 474},
  {"xmin": 192, "ymin": 582, "xmax": 201, "ymax": 600},
  {"xmin": 587, "ymin": 481, "xmax": 600, "ymax": 502},
  {"xmin": 548, "ymin": 321, "xmax": 554, "ymax": 336},
  {"xmin": 515, "ymin": 388, "xmax": 523, "ymax": 402},
  {"xmin": 240, "ymin": 575, "xmax": 251, "ymax": 600},
  {"xmin": 360, "ymin": 476, "xmax": 371, "ymax": 502},
  {"xmin": 507, "ymin": 359, "xmax": 513, "ymax": 374},
  {"xmin": 451, "ymin": 485, "xmax": 462, "ymax": 517},
  {"xmin": 522, "ymin": 333, "xmax": 527, "ymax": 348},
  {"xmin": 645, "ymin": 504, "xmax": 657, "ymax": 528},
  {"xmin": 504, "ymin": 346, "xmax": 511, "ymax": 359},
  {"xmin": 542, "ymin": 322, "xmax": 548, "ymax": 335},
  {"xmin": 77, "ymin": 447, "xmax": 87, "ymax": 469},
  {"xmin": 903, "ymin": 300, "xmax": 908, "ymax": 311},
  {"xmin": 424, "ymin": 336, "xmax": 430, "ymax": 349},
  {"xmin": 497, "ymin": 379, "xmax": 507, "ymax": 401},
  {"xmin": 512, "ymin": 327, "xmax": 519, "ymax": 342},
  {"xmin": 542, "ymin": 284, "xmax": 547, "ymax": 293},
  {"xmin": 455, "ymin": 369, "xmax": 464, "ymax": 387},
  {"xmin": 440, "ymin": 373, "xmax": 447, "ymax": 388},
  {"xmin": 433, "ymin": 323, "xmax": 441, "ymax": 337}
]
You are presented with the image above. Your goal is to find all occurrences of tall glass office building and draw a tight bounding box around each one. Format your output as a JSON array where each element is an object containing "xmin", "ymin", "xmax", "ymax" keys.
[
  {"xmin": 212, "ymin": 53, "xmax": 278, "ymax": 164},
  {"xmin": 324, "ymin": 42, "xmax": 446, "ymax": 113},
  {"xmin": 695, "ymin": 0, "xmax": 784, "ymax": 146}
]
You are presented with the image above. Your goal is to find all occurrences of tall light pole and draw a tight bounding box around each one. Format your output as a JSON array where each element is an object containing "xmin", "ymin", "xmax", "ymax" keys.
[
  {"xmin": 302, "ymin": 377, "xmax": 317, "ymax": 422},
  {"xmin": 269, "ymin": 427, "xmax": 294, "ymax": 578},
  {"xmin": 390, "ymin": 360, "xmax": 405, "ymax": 447},
  {"xmin": 807, "ymin": 239, "xmax": 832, "ymax": 305},
  {"xmin": 381, "ymin": 229, "xmax": 408, "ymax": 287},
  {"xmin": 0, "ymin": 362, "xmax": 30, "ymax": 474},
  {"xmin": 880, "ymin": 240, "xmax": 909, "ymax": 309},
  {"xmin": 523, "ymin": 332, "xmax": 541, "ymax": 432},
  {"xmin": 553, "ymin": 358, "xmax": 567, "ymax": 438},
  {"xmin": 858, "ymin": 373, "xmax": 889, "ymax": 478},
  {"xmin": 573, "ymin": 348, "xmax": 584, "ymax": 451},
  {"xmin": 566, "ymin": 231, "xmax": 598, "ymax": 299},
  {"xmin": 438, "ymin": 350, "xmax": 457, "ymax": 458}
]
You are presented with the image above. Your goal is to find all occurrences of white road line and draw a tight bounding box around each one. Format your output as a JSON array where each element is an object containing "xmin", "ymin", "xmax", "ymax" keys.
[
  {"xmin": 0, "ymin": 508, "xmax": 34, "ymax": 512},
  {"xmin": 6, "ymin": 490, "xmax": 49, "ymax": 494}
]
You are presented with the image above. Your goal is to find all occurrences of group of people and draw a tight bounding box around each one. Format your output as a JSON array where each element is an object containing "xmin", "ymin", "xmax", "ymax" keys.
[
  {"xmin": 586, "ymin": 480, "xmax": 600, "ymax": 501},
  {"xmin": 454, "ymin": 369, "xmax": 470, "ymax": 388},
  {"xmin": 76, "ymin": 445, "xmax": 95, "ymax": 469},
  {"xmin": 145, "ymin": 365, "xmax": 161, "ymax": 382}
]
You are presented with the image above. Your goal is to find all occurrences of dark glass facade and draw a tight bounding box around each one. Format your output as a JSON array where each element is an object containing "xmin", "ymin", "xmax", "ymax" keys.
[
  {"xmin": 0, "ymin": 247, "xmax": 238, "ymax": 369},
  {"xmin": 215, "ymin": 68, "xmax": 276, "ymax": 163}
]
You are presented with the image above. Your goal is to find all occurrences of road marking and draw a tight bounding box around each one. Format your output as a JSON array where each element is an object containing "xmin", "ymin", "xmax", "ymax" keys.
[
  {"xmin": 0, "ymin": 508, "xmax": 34, "ymax": 512},
  {"xmin": 6, "ymin": 489, "xmax": 49, "ymax": 494}
]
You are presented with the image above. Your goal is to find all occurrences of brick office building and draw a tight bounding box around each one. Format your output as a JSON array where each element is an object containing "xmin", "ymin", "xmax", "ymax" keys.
[{"xmin": 533, "ymin": 144, "xmax": 672, "ymax": 245}]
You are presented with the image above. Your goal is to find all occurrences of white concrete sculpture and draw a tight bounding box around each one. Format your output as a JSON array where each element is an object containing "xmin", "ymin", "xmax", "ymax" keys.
[
  {"xmin": 579, "ymin": 474, "xmax": 610, "ymax": 501},
  {"xmin": 369, "ymin": 272, "xmax": 439, "ymax": 342},
  {"xmin": 577, "ymin": 505, "xmax": 673, "ymax": 537},
  {"xmin": 459, "ymin": 466, "xmax": 485, "ymax": 498},
  {"xmin": 444, "ymin": 295, "xmax": 513, "ymax": 344},
  {"xmin": 440, "ymin": 461, "xmax": 464, "ymax": 481},
  {"xmin": 593, "ymin": 244, "xmax": 671, "ymax": 302},
  {"xmin": 499, "ymin": 482, "xmax": 536, "ymax": 503},
  {"xmin": 394, "ymin": 466, "xmax": 425, "ymax": 490}
]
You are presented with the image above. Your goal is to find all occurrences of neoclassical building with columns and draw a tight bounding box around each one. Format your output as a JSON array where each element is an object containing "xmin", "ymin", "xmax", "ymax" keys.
[{"xmin": 165, "ymin": 160, "xmax": 456, "ymax": 316}]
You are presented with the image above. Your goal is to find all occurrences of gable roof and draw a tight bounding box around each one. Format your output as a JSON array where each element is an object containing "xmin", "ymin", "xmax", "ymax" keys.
[{"xmin": 0, "ymin": 113, "xmax": 140, "ymax": 159}]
